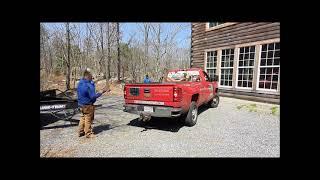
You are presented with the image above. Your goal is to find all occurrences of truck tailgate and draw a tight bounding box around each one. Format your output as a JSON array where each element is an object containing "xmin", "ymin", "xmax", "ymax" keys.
[{"xmin": 125, "ymin": 84, "xmax": 175, "ymax": 102}]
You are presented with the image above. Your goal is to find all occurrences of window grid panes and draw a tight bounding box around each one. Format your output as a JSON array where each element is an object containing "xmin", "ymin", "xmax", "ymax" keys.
[
  {"xmin": 206, "ymin": 51, "xmax": 217, "ymax": 78},
  {"xmin": 259, "ymin": 42, "xmax": 280, "ymax": 90},
  {"xmin": 220, "ymin": 48, "xmax": 234, "ymax": 86},
  {"xmin": 209, "ymin": 22, "xmax": 224, "ymax": 28},
  {"xmin": 237, "ymin": 46, "xmax": 255, "ymax": 88}
]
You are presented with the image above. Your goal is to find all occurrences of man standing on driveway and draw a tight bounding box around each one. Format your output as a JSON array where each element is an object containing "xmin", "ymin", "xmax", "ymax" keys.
[{"xmin": 77, "ymin": 68, "xmax": 109, "ymax": 138}]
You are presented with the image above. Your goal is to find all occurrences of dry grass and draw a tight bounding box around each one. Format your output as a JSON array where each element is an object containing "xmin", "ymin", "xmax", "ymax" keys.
[
  {"xmin": 96, "ymin": 80, "xmax": 123, "ymax": 96},
  {"xmin": 41, "ymin": 73, "xmax": 123, "ymax": 95},
  {"xmin": 41, "ymin": 73, "xmax": 70, "ymax": 92}
]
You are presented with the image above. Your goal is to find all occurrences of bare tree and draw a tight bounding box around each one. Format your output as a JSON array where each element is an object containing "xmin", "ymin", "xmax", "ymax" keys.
[
  {"xmin": 40, "ymin": 22, "xmax": 191, "ymax": 91},
  {"xmin": 143, "ymin": 23, "xmax": 151, "ymax": 78},
  {"xmin": 149, "ymin": 23, "xmax": 185, "ymax": 80},
  {"xmin": 99, "ymin": 23, "xmax": 105, "ymax": 75},
  {"xmin": 87, "ymin": 23, "xmax": 100, "ymax": 75},
  {"xmin": 127, "ymin": 40, "xmax": 142, "ymax": 83},
  {"xmin": 121, "ymin": 32, "xmax": 135, "ymax": 81},
  {"xmin": 40, "ymin": 23, "xmax": 50, "ymax": 90},
  {"xmin": 137, "ymin": 23, "xmax": 152, "ymax": 81},
  {"xmin": 151, "ymin": 23, "xmax": 170, "ymax": 80},
  {"xmin": 84, "ymin": 23, "xmax": 96, "ymax": 73},
  {"xmin": 72, "ymin": 24, "xmax": 84, "ymax": 88},
  {"xmin": 106, "ymin": 22, "xmax": 111, "ymax": 80},
  {"xmin": 116, "ymin": 22, "xmax": 121, "ymax": 81},
  {"xmin": 65, "ymin": 23, "xmax": 71, "ymax": 90}
]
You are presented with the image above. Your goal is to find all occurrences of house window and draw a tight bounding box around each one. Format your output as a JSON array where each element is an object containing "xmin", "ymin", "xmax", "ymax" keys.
[
  {"xmin": 206, "ymin": 51, "xmax": 217, "ymax": 78},
  {"xmin": 237, "ymin": 46, "xmax": 255, "ymax": 88},
  {"xmin": 220, "ymin": 48, "xmax": 234, "ymax": 87},
  {"xmin": 209, "ymin": 22, "xmax": 224, "ymax": 28},
  {"xmin": 258, "ymin": 42, "xmax": 280, "ymax": 90},
  {"xmin": 206, "ymin": 22, "xmax": 237, "ymax": 31}
]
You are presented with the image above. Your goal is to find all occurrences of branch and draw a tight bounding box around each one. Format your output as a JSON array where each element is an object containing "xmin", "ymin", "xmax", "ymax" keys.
[
  {"xmin": 127, "ymin": 32, "xmax": 136, "ymax": 47},
  {"xmin": 88, "ymin": 23, "xmax": 99, "ymax": 45}
]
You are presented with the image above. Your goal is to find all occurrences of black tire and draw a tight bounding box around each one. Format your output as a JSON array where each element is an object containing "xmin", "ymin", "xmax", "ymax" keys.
[
  {"xmin": 184, "ymin": 102, "xmax": 198, "ymax": 127},
  {"xmin": 208, "ymin": 95, "xmax": 220, "ymax": 108},
  {"xmin": 177, "ymin": 114, "xmax": 186, "ymax": 124}
]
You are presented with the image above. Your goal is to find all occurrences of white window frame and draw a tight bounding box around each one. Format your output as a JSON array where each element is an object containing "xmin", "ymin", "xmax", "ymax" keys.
[
  {"xmin": 208, "ymin": 22, "xmax": 224, "ymax": 28},
  {"xmin": 256, "ymin": 42, "xmax": 280, "ymax": 92},
  {"xmin": 204, "ymin": 50, "xmax": 218, "ymax": 78},
  {"xmin": 203, "ymin": 38, "xmax": 280, "ymax": 93},
  {"xmin": 235, "ymin": 45, "xmax": 255, "ymax": 90},
  {"xmin": 206, "ymin": 22, "xmax": 237, "ymax": 31},
  {"xmin": 219, "ymin": 48, "xmax": 234, "ymax": 89}
]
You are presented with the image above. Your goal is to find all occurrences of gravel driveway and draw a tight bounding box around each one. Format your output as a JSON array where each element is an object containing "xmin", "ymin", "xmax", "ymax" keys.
[{"xmin": 40, "ymin": 95, "xmax": 280, "ymax": 157}]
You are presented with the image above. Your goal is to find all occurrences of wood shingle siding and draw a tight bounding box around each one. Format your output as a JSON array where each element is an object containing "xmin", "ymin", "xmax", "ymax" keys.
[
  {"xmin": 191, "ymin": 22, "xmax": 280, "ymax": 102},
  {"xmin": 191, "ymin": 22, "xmax": 280, "ymax": 68}
]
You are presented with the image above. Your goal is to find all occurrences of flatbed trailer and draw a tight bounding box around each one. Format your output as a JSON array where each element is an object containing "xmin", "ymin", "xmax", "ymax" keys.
[{"xmin": 40, "ymin": 89, "xmax": 79, "ymax": 122}]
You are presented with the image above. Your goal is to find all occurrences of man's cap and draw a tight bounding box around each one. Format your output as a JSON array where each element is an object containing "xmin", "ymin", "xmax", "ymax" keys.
[
  {"xmin": 83, "ymin": 68, "xmax": 92, "ymax": 76},
  {"xmin": 85, "ymin": 68, "xmax": 91, "ymax": 72}
]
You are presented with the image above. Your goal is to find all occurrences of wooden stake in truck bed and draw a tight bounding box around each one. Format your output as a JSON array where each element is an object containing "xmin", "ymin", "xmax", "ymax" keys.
[{"xmin": 123, "ymin": 68, "xmax": 219, "ymax": 126}]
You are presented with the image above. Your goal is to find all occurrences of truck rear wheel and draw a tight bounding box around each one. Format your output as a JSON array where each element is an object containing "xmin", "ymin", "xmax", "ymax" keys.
[
  {"xmin": 209, "ymin": 95, "xmax": 219, "ymax": 108},
  {"xmin": 184, "ymin": 102, "xmax": 198, "ymax": 127}
]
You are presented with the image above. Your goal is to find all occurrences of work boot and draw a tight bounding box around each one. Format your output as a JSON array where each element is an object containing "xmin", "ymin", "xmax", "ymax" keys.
[
  {"xmin": 86, "ymin": 133, "xmax": 96, "ymax": 138},
  {"xmin": 78, "ymin": 132, "xmax": 85, "ymax": 137}
]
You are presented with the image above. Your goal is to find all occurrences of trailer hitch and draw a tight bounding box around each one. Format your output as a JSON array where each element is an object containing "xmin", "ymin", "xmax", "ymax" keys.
[{"xmin": 139, "ymin": 113, "xmax": 151, "ymax": 122}]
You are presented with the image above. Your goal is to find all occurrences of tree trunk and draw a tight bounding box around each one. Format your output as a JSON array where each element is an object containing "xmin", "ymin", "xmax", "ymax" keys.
[
  {"xmin": 144, "ymin": 24, "xmax": 149, "ymax": 78},
  {"xmin": 66, "ymin": 23, "xmax": 71, "ymax": 90},
  {"xmin": 73, "ymin": 68, "xmax": 76, "ymax": 88},
  {"xmin": 99, "ymin": 24, "xmax": 103, "ymax": 76},
  {"xmin": 122, "ymin": 67, "xmax": 125, "ymax": 80},
  {"xmin": 156, "ymin": 24, "xmax": 161, "ymax": 80},
  {"xmin": 48, "ymin": 43, "xmax": 53, "ymax": 74},
  {"xmin": 122, "ymin": 54, "xmax": 125, "ymax": 80},
  {"xmin": 117, "ymin": 23, "xmax": 121, "ymax": 82},
  {"xmin": 131, "ymin": 51, "xmax": 136, "ymax": 83},
  {"xmin": 106, "ymin": 23, "xmax": 111, "ymax": 80},
  {"xmin": 99, "ymin": 23, "xmax": 105, "ymax": 75}
]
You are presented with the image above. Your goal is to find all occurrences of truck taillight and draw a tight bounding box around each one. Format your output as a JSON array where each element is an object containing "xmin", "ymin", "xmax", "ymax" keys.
[
  {"xmin": 124, "ymin": 86, "xmax": 127, "ymax": 99},
  {"xmin": 173, "ymin": 87, "xmax": 182, "ymax": 102}
]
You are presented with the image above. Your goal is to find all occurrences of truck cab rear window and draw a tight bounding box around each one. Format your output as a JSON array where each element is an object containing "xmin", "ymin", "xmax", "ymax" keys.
[
  {"xmin": 166, "ymin": 70, "xmax": 200, "ymax": 82},
  {"xmin": 130, "ymin": 88, "xmax": 140, "ymax": 96}
]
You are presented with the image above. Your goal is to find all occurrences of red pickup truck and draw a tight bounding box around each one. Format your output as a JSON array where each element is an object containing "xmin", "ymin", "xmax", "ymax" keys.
[{"xmin": 123, "ymin": 68, "xmax": 219, "ymax": 126}]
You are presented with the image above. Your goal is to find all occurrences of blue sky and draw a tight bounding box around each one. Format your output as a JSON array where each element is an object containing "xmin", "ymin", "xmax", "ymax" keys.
[{"xmin": 43, "ymin": 23, "xmax": 191, "ymax": 49}]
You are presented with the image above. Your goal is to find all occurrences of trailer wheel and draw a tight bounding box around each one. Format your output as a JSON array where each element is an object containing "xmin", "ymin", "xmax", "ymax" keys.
[
  {"xmin": 208, "ymin": 95, "xmax": 219, "ymax": 108},
  {"xmin": 184, "ymin": 101, "xmax": 198, "ymax": 127}
]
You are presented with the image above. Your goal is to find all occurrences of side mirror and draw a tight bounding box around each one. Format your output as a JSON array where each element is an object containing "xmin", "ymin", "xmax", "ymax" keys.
[
  {"xmin": 214, "ymin": 75, "xmax": 219, "ymax": 81},
  {"xmin": 210, "ymin": 75, "xmax": 219, "ymax": 82}
]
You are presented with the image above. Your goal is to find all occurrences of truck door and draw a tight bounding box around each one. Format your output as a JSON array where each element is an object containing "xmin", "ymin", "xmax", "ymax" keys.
[{"xmin": 202, "ymin": 71, "xmax": 214, "ymax": 103}]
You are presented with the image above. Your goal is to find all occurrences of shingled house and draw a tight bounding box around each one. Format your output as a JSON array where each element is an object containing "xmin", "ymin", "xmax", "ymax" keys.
[{"xmin": 190, "ymin": 22, "xmax": 280, "ymax": 103}]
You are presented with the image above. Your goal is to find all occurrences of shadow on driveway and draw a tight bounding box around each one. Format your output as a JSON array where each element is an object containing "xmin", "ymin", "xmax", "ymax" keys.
[
  {"xmin": 127, "ymin": 117, "xmax": 184, "ymax": 132},
  {"xmin": 93, "ymin": 124, "xmax": 112, "ymax": 134},
  {"xmin": 40, "ymin": 112, "xmax": 79, "ymax": 128},
  {"xmin": 40, "ymin": 118, "xmax": 79, "ymax": 130},
  {"xmin": 126, "ymin": 104, "xmax": 211, "ymax": 132}
]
